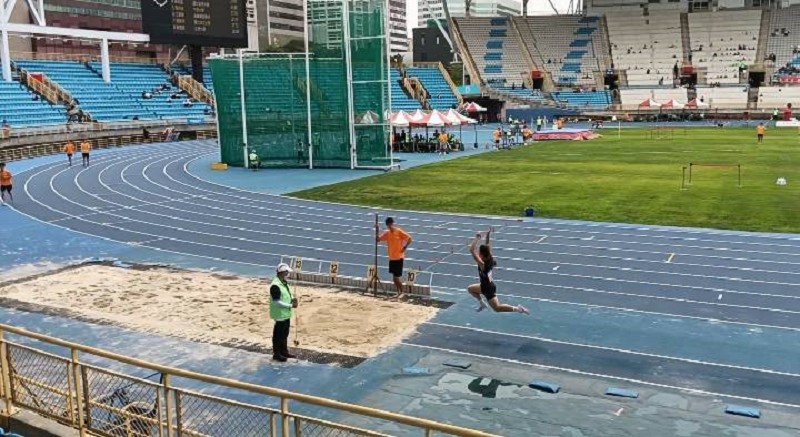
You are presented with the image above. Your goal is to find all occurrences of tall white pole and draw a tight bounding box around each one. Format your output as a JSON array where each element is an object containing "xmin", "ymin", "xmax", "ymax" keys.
[
  {"xmin": 342, "ymin": 0, "xmax": 357, "ymax": 169},
  {"xmin": 304, "ymin": 0, "xmax": 313, "ymax": 169},
  {"xmin": 0, "ymin": 30, "xmax": 11, "ymax": 83},
  {"xmin": 238, "ymin": 49, "xmax": 249, "ymax": 168},
  {"xmin": 100, "ymin": 38, "xmax": 111, "ymax": 83},
  {"xmin": 384, "ymin": 0, "xmax": 393, "ymax": 168}
]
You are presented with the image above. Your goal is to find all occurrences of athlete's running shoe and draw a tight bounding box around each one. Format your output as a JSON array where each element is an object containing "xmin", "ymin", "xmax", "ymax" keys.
[{"xmin": 516, "ymin": 305, "xmax": 530, "ymax": 315}]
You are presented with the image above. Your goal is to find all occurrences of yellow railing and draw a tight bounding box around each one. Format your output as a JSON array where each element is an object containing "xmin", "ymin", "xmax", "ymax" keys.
[
  {"xmin": 17, "ymin": 68, "xmax": 92, "ymax": 121},
  {"xmin": 0, "ymin": 324, "xmax": 495, "ymax": 437},
  {"xmin": 177, "ymin": 74, "xmax": 215, "ymax": 106}
]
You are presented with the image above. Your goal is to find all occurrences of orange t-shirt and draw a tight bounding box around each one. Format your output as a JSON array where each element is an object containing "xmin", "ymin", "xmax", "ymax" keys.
[
  {"xmin": 493, "ymin": 130, "xmax": 501, "ymax": 140},
  {"xmin": 80, "ymin": 142, "xmax": 91, "ymax": 153},
  {"xmin": 757, "ymin": 125, "xmax": 766, "ymax": 135},
  {"xmin": 64, "ymin": 142, "xmax": 76, "ymax": 154},
  {"xmin": 0, "ymin": 170, "xmax": 12, "ymax": 186},
  {"xmin": 379, "ymin": 227, "xmax": 411, "ymax": 260},
  {"xmin": 439, "ymin": 133, "xmax": 448, "ymax": 143}
]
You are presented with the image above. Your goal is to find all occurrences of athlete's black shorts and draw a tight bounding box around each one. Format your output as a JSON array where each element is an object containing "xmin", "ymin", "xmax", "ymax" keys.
[
  {"xmin": 758, "ymin": 134, "xmax": 764, "ymax": 141},
  {"xmin": 388, "ymin": 259, "xmax": 404, "ymax": 277},
  {"xmin": 1, "ymin": 185, "xmax": 11, "ymax": 193},
  {"xmin": 480, "ymin": 282, "xmax": 497, "ymax": 300},
  {"xmin": 82, "ymin": 153, "xmax": 90, "ymax": 158},
  {"xmin": 67, "ymin": 153, "xmax": 73, "ymax": 158}
]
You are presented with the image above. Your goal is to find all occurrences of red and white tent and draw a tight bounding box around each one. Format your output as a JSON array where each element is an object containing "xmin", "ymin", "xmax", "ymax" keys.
[
  {"xmin": 446, "ymin": 108, "xmax": 477, "ymax": 124},
  {"xmin": 638, "ymin": 98, "xmax": 662, "ymax": 108},
  {"xmin": 408, "ymin": 109, "xmax": 427, "ymax": 124},
  {"xmin": 389, "ymin": 110, "xmax": 413, "ymax": 127},
  {"xmin": 413, "ymin": 110, "xmax": 451, "ymax": 127},
  {"xmin": 463, "ymin": 102, "xmax": 487, "ymax": 113},
  {"xmin": 660, "ymin": 99, "xmax": 685, "ymax": 109},
  {"xmin": 443, "ymin": 109, "xmax": 464, "ymax": 126},
  {"xmin": 685, "ymin": 98, "xmax": 709, "ymax": 109}
]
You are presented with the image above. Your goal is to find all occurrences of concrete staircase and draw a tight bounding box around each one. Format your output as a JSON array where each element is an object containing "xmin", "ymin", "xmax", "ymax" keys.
[
  {"xmin": 680, "ymin": 13, "xmax": 691, "ymax": 64},
  {"xmin": 755, "ymin": 9, "xmax": 771, "ymax": 66},
  {"xmin": 450, "ymin": 18, "xmax": 484, "ymax": 88},
  {"xmin": 510, "ymin": 17, "xmax": 555, "ymax": 92}
]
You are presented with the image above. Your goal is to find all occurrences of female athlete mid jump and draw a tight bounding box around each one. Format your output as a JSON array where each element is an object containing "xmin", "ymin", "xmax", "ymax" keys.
[{"xmin": 468, "ymin": 230, "xmax": 530, "ymax": 315}]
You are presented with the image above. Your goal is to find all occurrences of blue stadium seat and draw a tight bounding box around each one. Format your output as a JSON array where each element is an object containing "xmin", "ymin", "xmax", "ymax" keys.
[
  {"xmin": 569, "ymin": 39, "xmax": 590, "ymax": 48},
  {"xmin": 390, "ymin": 69, "xmax": 422, "ymax": 111},
  {"xmin": 406, "ymin": 66, "xmax": 459, "ymax": 111},
  {"xmin": 486, "ymin": 41, "xmax": 503, "ymax": 49},
  {"xmin": 552, "ymin": 90, "xmax": 611, "ymax": 108},
  {"xmin": 483, "ymin": 53, "xmax": 503, "ymax": 61},
  {"xmin": 0, "ymin": 78, "xmax": 67, "ymax": 128},
  {"xmin": 14, "ymin": 60, "xmax": 211, "ymax": 122}
]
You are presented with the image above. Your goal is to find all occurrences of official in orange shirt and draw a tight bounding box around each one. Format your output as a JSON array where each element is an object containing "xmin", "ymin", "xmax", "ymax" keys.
[
  {"xmin": 64, "ymin": 141, "xmax": 76, "ymax": 167},
  {"xmin": 80, "ymin": 140, "xmax": 91, "ymax": 167},
  {"xmin": 377, "ymin": 216, "xmax": 413, "ymax": 297},
  {"xmin": 493, "ymin": 128, "xmax": 502, "ymax": 148},
  {"xmin": 756, "ymin": 123, "xmax": 766, "ymax": 144},
  {"xmin": 0, "ymin": 162, "xmax": 12, "ymax": 204}
]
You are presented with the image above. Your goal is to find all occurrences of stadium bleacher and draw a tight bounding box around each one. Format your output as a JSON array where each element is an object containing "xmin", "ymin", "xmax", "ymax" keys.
[
  {"xmin": 91, "ymin": 62, "xmax": 210, "ymax": 119},
  {"xmin": 0, "ymin": 78, "xmax": 67, "ymax": 127},
  {"xmin": 689, "ymin": 10, "xmax": 761, "ymax": 85},
  {"xmin": 606, "ymin": 10, "xmax": 683, "ymax": 86},
  {"xmin": 757, "ymin": 86, "xmax": 800, "ymax": 109},
  {"xmin": 406, "ymin": 66, "xmax": 458, "ymax": 111},
  {"xmin": 767, "ymin": 6, "xmax": 800, "ymax": 83},
  {"xmin": 456, "ymin": 17, "xmax": 531, "ymax": 89},
  {"xmin": 695, "ymin": 86, "xmax": 749, "ymax": 109},
  {"xmin": 552, "ymin": 90, "xmax": 611, "ymax": 109},
  {"xmin": 517, "ymin": 15, "xmax": 609, "ymax": 87},
  {"xmin": 13, "ymin": 60, "xmax": 209, "ymax": 121},
  {"xmin": 390, "ymin": 69, "xmax": 422, "ymax": 111}
]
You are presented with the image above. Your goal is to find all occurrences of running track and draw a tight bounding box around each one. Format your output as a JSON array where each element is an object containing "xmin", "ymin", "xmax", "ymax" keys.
[{"xmin": 9, "ymin": 141, "xmax": 800, "ymax": 409}]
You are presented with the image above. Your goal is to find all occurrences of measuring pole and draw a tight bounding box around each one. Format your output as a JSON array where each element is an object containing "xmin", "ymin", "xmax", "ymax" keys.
[
  {"xmin": 373, "ymin": 214, "xmax": 379, "ymax": 295},
  {"xmin": 238, "ymin": 49, "xmax": 249, "ymax": 169}
]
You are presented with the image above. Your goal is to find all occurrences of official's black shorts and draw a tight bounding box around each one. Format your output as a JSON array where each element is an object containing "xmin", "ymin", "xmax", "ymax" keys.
[
  {"xmin": 481, "ymin": 282, "xmax": 497, "ymax": 300},
  {"xmin": 66, "ymin": 153, "xmax": 73, "ymax": 158},
  {"xmin": 388, "ymin": 259, "xmax": 404, "ymax": 277},
  {"xmin": 758, "ymin": 134, "xmax": 764, "ymax": 140},
  {"xmin": 0, "ymin": 185, "xmax": 11, "ymax": 193},
  {"xmin": 82, "ymin": 153, "xmax": 90, "ymax": 158}
]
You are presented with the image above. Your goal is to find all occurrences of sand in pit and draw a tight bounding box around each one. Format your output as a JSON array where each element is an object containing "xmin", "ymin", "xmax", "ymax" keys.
[{"xmin": 0, "ymin": 265, "xmax": 438, "ymax": 358}]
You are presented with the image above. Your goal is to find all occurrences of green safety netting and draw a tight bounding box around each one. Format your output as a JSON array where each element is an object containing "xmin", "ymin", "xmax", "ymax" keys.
[{"xmin": 210, "ymin": 0, "xmax": 390, "ymax": 168}]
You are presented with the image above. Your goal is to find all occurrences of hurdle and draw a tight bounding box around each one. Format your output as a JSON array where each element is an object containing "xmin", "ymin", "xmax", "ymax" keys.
[
  {"xmin": 280, "ymin": 256, "xmax": 433, "ymax": 297},
  {"xmin": 682, "ymin": 162, "xmax": 742, "ymax": 189}
]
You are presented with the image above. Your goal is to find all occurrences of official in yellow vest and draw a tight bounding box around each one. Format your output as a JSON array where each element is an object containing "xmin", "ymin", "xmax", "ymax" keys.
[{"xmin": 270, "ymin": 263, "xmax": 298, "ymax": 362}]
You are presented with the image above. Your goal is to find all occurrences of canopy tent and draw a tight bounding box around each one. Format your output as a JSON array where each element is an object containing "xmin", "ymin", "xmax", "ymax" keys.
[
  {"xmin": 685, "ymin": 98, "xmax": 709, "ymax": 109},
  {"xmin": 389, "ymin": 110, "xmax": 413, "ymax": 127},
  {"xmin": 413, "ymin": 110, "xmax": 451, "ymax": 128},
  {"xmin": 357, "ymin": 110, "xmax": 381, "ymax": 124},
  {"xmin": 408, "ymin": 109, "xmax": 427, "ymax": 124},
  {"xmin": 638, "ymin": 98, "xmax": 662, "ymax": 108},
  {"xmin": 463, "ymin": 102, "xmax": 487, "ymax": 113},
  {"xmin": 660, "ymin": 99, "xmax": 685, "ymax": 109}
]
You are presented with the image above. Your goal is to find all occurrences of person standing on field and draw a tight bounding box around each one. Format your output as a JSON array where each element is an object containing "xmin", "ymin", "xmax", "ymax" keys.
[
  {"xmin": 80, "ymin": 140, "xmax": 91, "ymax": 167},
  {"xmin": 270, "ymin": 263, "xmax": 298, "ymax": 362},
  {"xmin": 756, "ymin": 122, "xmax": 766, "ymax": 144},
  {"xmin": 0, "ymin": 162, "xmax": 12, "ymax": 205},
  {"xmin": 377, "ymin": 217, "xmax": 413, "ymax": 297}
]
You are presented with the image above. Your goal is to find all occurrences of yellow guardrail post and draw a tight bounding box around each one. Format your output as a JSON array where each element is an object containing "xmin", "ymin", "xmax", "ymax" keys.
[
  {"xmin": 281, "ymin": 398, "xmax": 290, "ymax": 437},
  {"xmin": 0, "ymin": 329, "xmax": 15, "ymax": 416},
  {"xmin": 164, "ymin": 374, "xmax": 175, "ymax": 437},
  {"xmin": 70, "ymin": 349, "xmax": 86, "ymax": 437}
]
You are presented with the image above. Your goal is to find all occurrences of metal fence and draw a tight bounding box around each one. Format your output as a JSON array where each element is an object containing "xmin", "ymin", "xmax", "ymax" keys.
[{"xmin": 0, "ymin": 325, "xmax": 494, "ymax": 437}]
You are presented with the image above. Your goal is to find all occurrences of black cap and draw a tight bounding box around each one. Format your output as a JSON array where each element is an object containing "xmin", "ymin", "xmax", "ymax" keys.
[{"xmin": 385, "ymin": 217, "xmax": 394, "ymax": 225}]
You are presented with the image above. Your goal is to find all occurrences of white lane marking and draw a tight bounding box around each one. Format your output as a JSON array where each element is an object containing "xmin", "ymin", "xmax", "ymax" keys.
[
  {"xmin": 401, "ymin": 344, "xmax": 800, "ymax": 409},
  {"xmin": 426, "ymin": 322, "xmax": 800, "ymax": 377},
  {"xmin": 536, "ymin": 235, "xmax": 548, "ymax": 243}
]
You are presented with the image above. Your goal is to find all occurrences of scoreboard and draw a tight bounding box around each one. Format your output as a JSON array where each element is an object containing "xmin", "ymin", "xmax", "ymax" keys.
[{"xmin": 141, "ymin": 0, "xmax": 248, "ymax": 47}]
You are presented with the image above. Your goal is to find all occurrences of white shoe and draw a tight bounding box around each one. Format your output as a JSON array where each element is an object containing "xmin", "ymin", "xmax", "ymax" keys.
[{"xmin": 516, "ymin": 305, "xmax": 530, "ymax": 315}]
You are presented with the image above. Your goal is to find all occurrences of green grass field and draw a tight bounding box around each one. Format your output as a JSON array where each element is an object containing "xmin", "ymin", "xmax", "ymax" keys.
[{"xmin": 293, "ymin": 127, "xmax": 800, "ymax": 233}]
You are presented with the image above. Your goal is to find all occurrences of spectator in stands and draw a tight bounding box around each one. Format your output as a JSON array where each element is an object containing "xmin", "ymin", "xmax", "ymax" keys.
[
  {"xmin": 183, "ymin": 98, "xmax": 193, "ymax": 108},
  {"xmin": 1, "ymin": 119, "xmax": 9, "ymax": 138},
  {"xmin": 0, "ymin": 162, "xmax": 12, "ymax": 204},
  {"xmin": 270, "ymin": 263, "xmax": 298, "ymax": 362},
  {"xmin": 142, "ymin": 91, "xmax": 153, "ymax": 100}
]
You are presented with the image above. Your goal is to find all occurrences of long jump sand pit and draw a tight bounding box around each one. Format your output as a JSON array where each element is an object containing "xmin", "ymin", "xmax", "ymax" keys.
[{"xmin": 0, "ymin": 264, "xmax": 439, "ymax": 365}]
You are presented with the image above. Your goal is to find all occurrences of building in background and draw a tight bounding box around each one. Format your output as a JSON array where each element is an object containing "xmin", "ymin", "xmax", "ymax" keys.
[
  {"xmin": 387, "ymin": 0, "xmax": 408, "ymax": 53},
  {"xmin": 418, "ymin": 0, "xmax": 520, "ymax": 27},
  {"xmin": 256, "ymin": 0, "xmax": 306, "ymax": 48}
]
